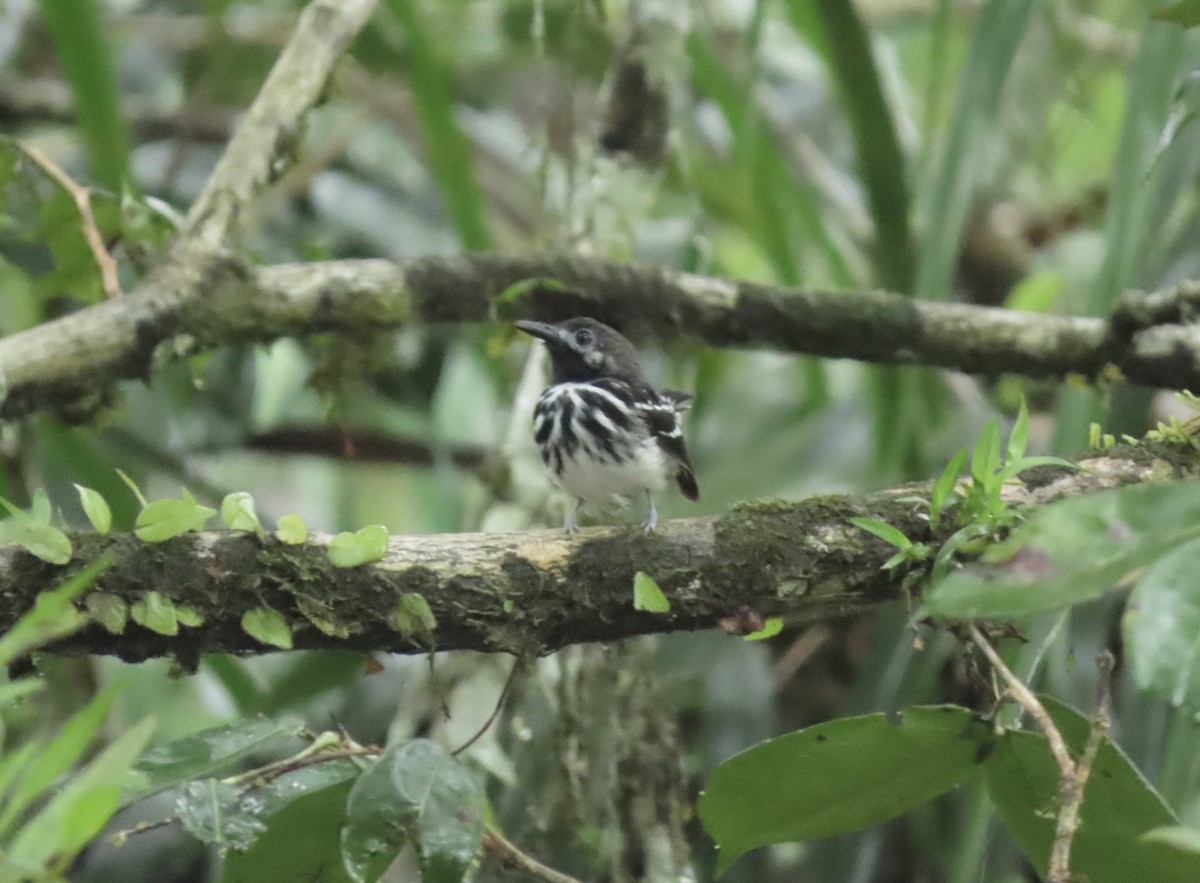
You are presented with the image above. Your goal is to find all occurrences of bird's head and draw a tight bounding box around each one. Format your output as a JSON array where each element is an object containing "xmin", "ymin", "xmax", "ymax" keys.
[{"xmin": 515, "ymin": 317, "xmax": 643, "ymax": 383}]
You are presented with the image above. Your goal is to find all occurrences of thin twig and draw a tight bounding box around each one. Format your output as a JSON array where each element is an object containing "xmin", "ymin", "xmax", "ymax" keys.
[
  {"xmin": 968, "ymin": 623, "xmax": 1074, "ymax": 783},
  {"xmin": 482, "ymin": 826, "xmax": 586, "ymax": 883},
  {"xmin": 1049, "ymin": 650, "xmax": 1114, "ymax": 881},
  {"xmin": 17, "ymin": 140, "xmax": 123, "ymax": 300},
  {"xmin": 452, "ymin": 657, "xmax": 523, "ymax": 756}
]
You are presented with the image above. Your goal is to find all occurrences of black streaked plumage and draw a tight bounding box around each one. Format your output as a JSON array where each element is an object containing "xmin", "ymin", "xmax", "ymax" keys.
[{"xmin": 516, "ymin": 317, "xmax": 698, "ymax": 533}]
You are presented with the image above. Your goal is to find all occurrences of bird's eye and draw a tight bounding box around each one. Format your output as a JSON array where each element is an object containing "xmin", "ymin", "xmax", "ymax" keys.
[{"xmin": 574, "ymin": 329, "xmax": 594, "ymax": 346}]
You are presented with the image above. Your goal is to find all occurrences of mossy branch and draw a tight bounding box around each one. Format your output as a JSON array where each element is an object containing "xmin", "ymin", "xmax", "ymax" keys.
[
  {"xmin": 2, "ymin": 443, "xmax": 1191, "ymax": 662},
  {"xmin": 5, "ymin": 252, "xmax": 1200, "ymax": 422}
]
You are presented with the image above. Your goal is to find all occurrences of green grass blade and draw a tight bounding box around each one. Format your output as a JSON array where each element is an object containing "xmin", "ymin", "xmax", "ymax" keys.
[
  {"xmin": 36, "ymin": 0, "xmax": 131, "ymax": 189},
  {"xmin": 802, "ymin": 0, "xmax": 915, "ymax": 293},
  {"xmin": 384, "ymin": 0, "xmax": 491, "ymax": 250},
  {"xmin": 913, "ymin": 0, "xmax": 1036, "ymax": 301},
  {"xmin": 1053, "ymin": 21, "xmax": 1188, "ymax": 452}
]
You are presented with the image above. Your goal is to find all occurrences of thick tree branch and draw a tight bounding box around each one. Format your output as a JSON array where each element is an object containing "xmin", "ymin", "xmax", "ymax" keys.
[
  {"xmin": 2, "ymin": 443, "xmax": 1191, "ymax": 662},
  {"xmin": 5, "ymin": 252, "xmax": 1200, "ymax": 422}
]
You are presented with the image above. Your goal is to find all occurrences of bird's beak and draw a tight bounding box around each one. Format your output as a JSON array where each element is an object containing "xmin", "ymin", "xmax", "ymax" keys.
[{"xmin": 515, "ymin": 320, "xmax": 564, "ymax": 345}]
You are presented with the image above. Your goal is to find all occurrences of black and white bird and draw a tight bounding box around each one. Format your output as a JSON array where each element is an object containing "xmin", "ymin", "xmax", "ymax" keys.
[{"xmin": 516, "ymin": 317, "xmax": 699, "ymax": 533}]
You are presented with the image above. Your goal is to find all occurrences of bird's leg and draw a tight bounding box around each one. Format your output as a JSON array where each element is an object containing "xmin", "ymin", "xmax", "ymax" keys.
[
  {"xmin": 564, "ymin": 498, "xmax": 584, "ymax": 535},
  {"xmin": 641, "ymin": 491, "xmax": 658, "ymax": 533}
]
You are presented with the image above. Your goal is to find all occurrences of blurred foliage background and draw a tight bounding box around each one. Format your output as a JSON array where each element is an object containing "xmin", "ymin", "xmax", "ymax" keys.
[{"xmin": 2, "ymin": 0, "xmax": 1200, "ymax": 881}]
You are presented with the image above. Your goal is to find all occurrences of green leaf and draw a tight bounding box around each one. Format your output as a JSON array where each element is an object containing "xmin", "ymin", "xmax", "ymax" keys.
[
  {"xmin": 341, "ymin": 739, "xmax": 485, "ymax": 883},
  {"xmin": 930, "ymin": 447, "xmax": 968, "ymax": 530},
  {"xmin": 391, "ymin": 593, "xmax": 437, "ymax": 641},
  {"xmin": 743, "ymin": 617, "xmax": 783, "ymax": 641},
  {"xmin": 926, "ymin": 481, "xmax": 1200, "ymax": 619},
  {"xmin": 74, "ymin": 484, "xmax": 112, "ymax": 534},
  {"xmin": 970, "ymin": 418, "xmax": 1002, "ymax": 487},
  {"xmin": 0, "ymin": 685, "xmax": 119, "ymax": 836},
  {"xmin": 275, "ymin": 514, "xmax": 307, "ymax": 545},
  {"xmin": 1125, "ymin": 536, "xmax": 1200, "ymax": 707},
  {"xmin": 130, "ymin": 590, "xmax": 178, "ymax": 636},
  {"xmin": 985, "ymin": 697, "xmax": 1199, "ymax": 882},
  {"xmin": 116, "ymin": 468, "xmax": 149, "ymax": 508},
  {"xmin": 699, "ymin": 706, "xmax": 987, "ymax": 875},
  {"xmin": 1006, "ymin": 398, "xmax": 1030, "ymax": 464},
  {"xmin": 176, "ymin": 604, "xmax": 204, "ymax": 627},
  {"xmin": 85, "ymin": 592, "xmax": 128, "ymax": 634},
  {"xmin": 1142, "ymin": 826, "xmax": 1200, "ymax": 855},
  {"xmin": 8, "ymin": 716, "xmax": 155, "ymax": 869},
  {"xmin": 633, "ymin": 571, "xmax": 671, "ymax": 613},
  {"xmin": 0, "ymin": 555, "xmax": 111, "ymax": 667},
  {"xmin": 0, "ymin": 677, "xmax": 44, "ymax": 709},
  {"xmin": 848, "ymin": 517, "xmax": 912, "ymax": 551},
  {"xmin": 134, "ymin": 495, "xmax": 216, "ymax": 542},
  {"xmin": 177, "ymin": 779, "xmax": 266, "ymax": 851},
  {"xmin": 497, "ymin": 277, "xmax": 566, "ymax": 305},
  {"xmin": 0, "ymin": 516, "xmax": 72, "ymax": 564},
  {"xmin": 327, "ymin": 525, "xmax": 388, "ymax": 568},
  {"xmin": 124, "ymin": 718, "xmax": 306, "ymax": 805},
  {"xmin": 241, "ymin": 608, "xmax": 293, "ymax": 650},
  {"xmin": 221, "ymin": 776, "xmax": 357, "ymax": 883},
  {"xmin": 221, "ymin": 492, "xmax": 264, "ymax": 538}
]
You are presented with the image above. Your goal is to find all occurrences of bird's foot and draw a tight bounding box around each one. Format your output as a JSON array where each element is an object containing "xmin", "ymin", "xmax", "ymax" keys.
[
  {"xmin": 564, "ymin": 499, "xmax": 583, "ymax": 535},
  {"xmin": 641, "ymin": 493, "xmax": 658, "ymax": 534}
]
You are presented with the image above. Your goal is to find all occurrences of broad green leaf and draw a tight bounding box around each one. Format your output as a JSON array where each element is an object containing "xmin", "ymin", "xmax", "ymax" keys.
[
  {"xmin": 341, "ymin": 739, "xmax": 485, "ymax": 883},
  {"xmin": 985, "ymin": 698, "xmax": 1198, "ymax": 882},
  {"xmin": 8, "ymin": 716, "xmax": 155, "ymax": 868},
  {"xmin": 221, "ymin": 778, "xmax": 357, "ymax": 883},
  {"xmin": 0, "ymin": 685, "xmax": 119, "ymax": 836},
  {"xmin": 744, "ymin": 617, "xmax": 783, "ymax": 641},
  {"xmin": 327, "ymin": 525, "xmax": 388, "ymax": 568},
  {"xmin": 1125, "ymin": 536, "xmax": 1200, "ymax": 707},
  {"xmin": 391, "ymin": 593, "xmax": 436, "ymax": 641},
  {"xmin": 0, "ymin": 516, "xmax": 72, "ymax": 564},
  {"xmin": 926, "ymin": 481, "xmax": 1200, "ymax": 618},
  {"xmin": 222, "ymin": 492, "xmax": 264, "ymax": 538},
  {"xmin": 124, "ymin": 718, "xmax": 306, "ymax": 805},
  {"xmin": 134, "ymin": 496, "xmax": 216, "ymax": 542},
  {"xmin": 275, "ymin": 514, "xmax": 307, "ymax": 545},
  {"xmin": 85, "ymin": 592, "xmax": 128, "ymax": 634},
  {"xmin": 130, "ymin": 590, "xmax": 178, "ymax": 636},
  {"xmin": 699, "ymin": 706, "xmax": 987, "ymax": 875},
  {"xmin": 633, "ymin": 571, "xmax": 670, "ymax": 613},
  {"xmin": 176, "ymin": 779, "xmax": 265, "ymax": 850},
  {"xmin": 848, "ymin": 517, "xmax": 912, "ymax": 551},
  {"xmin": 0, "ymin": 555, "xmax": 111, "ymax": 666},
  {"xmin": 74, "ymin": 484, "xmax": 112, "ymax": 534},
  {"xmin": 241, "ymin": 608, "xmax": 293, "ymax": 650}
]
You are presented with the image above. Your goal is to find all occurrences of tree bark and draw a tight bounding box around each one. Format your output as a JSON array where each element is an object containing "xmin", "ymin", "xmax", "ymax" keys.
[{"xmin": 3, "ymin": 444, "xmax": 1188, "ymax": 662}]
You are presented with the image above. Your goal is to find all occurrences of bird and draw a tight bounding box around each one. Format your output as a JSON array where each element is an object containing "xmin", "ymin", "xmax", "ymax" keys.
[{"xmin": 515, "ymin": 317, "xmax": 699, "ymax": 533}]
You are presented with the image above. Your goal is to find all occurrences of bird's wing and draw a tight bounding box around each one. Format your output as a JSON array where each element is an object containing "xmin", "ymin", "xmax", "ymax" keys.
[{"xmin": 616, "ymin": 381, "xmax": 699, "ymax": 501}]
